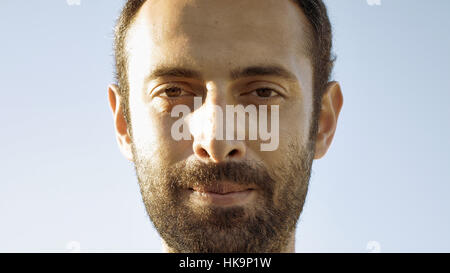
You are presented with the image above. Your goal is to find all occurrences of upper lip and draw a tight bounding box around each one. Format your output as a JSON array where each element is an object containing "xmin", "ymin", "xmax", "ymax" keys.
[{"xmin": 189, "ymin": 181, "xmax": 254, "ymax": 195}]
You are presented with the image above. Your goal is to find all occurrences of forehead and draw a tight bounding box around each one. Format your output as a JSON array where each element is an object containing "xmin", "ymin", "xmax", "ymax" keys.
[{"xmin": 126, "ymin": 0, "xmax": 311, "ymax": 80}]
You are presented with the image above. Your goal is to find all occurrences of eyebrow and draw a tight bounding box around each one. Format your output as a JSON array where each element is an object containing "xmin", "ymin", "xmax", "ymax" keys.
[
  {"xmin": 145, "ymin": 67, "xmax": 203, "ymax": 83},
  {"xmin": 230, "ymin": 65, "xmax": 298, "ymax": 82},
  {"xmin": 144, "ymin": 64, "xmax": 298, "ymax": 84}
]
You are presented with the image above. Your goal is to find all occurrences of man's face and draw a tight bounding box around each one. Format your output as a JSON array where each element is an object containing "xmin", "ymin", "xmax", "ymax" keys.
[{"xmin": 119, "ymin": 0, "xmax": 321, "ymax": 252}]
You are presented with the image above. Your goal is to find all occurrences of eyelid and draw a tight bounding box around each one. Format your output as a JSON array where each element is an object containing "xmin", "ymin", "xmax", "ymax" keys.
[
  {"xmin": 158, "ymin": 89, "xmax": 192, "ymax": 97},
  {"xmin": 244, "ymin": 81, "xmax": 287, "ymax": 97},
  {"xmin": 242, "ymin": 86, "xmax": 284, "ymax": 99},
  {"xmin": 248, "ymin": 88, "xmax": 280, "ymax": 97},
  {"xmin": 151, "ymin": 82, "xmax": 196, "ymax": 97}
]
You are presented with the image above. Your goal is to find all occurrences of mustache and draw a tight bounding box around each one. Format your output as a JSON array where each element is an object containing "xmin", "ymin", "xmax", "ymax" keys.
[{"xmin": 166, "ymin": 159, "xmax": 275, "ymax": 192}]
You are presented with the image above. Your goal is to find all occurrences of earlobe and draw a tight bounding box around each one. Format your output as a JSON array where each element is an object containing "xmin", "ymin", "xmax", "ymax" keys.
[
  {"xmin": 314, "ymin": 81, "xmax": 343, "ymax": 159},
  {"xmin": 108, "ymin": 84, "xmax": 134, "ymax": 161}
]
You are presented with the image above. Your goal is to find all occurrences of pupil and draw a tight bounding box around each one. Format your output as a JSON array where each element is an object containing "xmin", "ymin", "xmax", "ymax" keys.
[
  {"xmin": 166, "ymin": 87, "xmax": 181, "ymax": 97},
  {"xmin": 256, "ymin": 88, "xmax": 272, "ymax": 97}
]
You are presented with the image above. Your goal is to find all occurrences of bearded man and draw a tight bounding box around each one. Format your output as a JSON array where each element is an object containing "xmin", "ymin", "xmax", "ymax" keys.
[{"xmin": 108, "ymin": 0, "xmax": 343, "ymax": 252}]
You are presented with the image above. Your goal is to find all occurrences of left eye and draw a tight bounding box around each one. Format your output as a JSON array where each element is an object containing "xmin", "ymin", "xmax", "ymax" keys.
[{"xmin": 249, "ymin": 88, "xmax": 278, "ymax": 98}]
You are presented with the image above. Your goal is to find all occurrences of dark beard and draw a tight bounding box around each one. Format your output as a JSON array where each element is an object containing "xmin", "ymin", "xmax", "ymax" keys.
[{"xmin": 132, "ymin": 140, "xmax": 314, "ymax": 253}]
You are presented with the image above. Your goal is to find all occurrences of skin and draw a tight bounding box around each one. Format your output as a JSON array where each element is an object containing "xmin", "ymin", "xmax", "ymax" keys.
[{"xmin": 108, "ymin": 0, "xmax": 343, "ymax": 252}]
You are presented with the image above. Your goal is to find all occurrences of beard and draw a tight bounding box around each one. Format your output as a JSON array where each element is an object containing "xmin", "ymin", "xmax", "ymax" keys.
[{"xmin": 131, "ymin": 139, "xmax": 314, "ymax": 253}]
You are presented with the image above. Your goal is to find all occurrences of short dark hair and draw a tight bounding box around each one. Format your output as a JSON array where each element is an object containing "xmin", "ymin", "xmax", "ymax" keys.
[{"xmin": 114, "ymin": 0, "xmax": 334, "ymax": 140}]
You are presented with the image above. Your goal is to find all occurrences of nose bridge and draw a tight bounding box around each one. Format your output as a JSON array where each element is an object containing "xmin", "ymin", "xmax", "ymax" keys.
[
  {"xmin": 188, "ymin": 80, "xmax": 246, "ymax": 163},
  {"xmin": 204, "ymin": 80, "xmax": 226, "ymax": 107}
]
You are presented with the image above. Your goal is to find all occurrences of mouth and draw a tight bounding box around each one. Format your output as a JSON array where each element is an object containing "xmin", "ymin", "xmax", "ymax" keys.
[{"xmin": 187, "ymin": 182, "xmax": 256, "ymax": 206}]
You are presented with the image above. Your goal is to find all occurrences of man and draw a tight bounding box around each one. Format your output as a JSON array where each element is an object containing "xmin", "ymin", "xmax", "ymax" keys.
[{"xmin": 108, "ymin": 0, "xmax": 343, "ymax": 252}]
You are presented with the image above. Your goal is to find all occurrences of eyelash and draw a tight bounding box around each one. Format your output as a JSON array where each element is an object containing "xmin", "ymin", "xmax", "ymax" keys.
[
  {"xmin": 246, "ymin": 88, "xmax": 280, "ymax": 99},
  {"xmin": 157, "ymin": 85, "xmax": 195, "ymax": 98},
  {"xmin": 156, "ymin": 85, "xmax": 282, "ymax": 100}
]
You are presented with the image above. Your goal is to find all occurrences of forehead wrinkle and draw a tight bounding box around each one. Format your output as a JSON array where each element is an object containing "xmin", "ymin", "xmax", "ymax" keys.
[{"xmin": 125, "ymin": 0, "xmax": 314, "ymax": 99}]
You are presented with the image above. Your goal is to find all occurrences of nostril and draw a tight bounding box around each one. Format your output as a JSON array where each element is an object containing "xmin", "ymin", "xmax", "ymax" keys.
[
  {"xmin": 228, "ymin": 149, "xmax": 239, "ymax": 157},
  {"xmin": 197, "ymin": 147, "xmax": 209, "ymax": 158}
]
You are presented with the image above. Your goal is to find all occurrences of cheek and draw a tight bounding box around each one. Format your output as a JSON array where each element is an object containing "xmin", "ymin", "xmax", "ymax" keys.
[
  {"xmin": 250, "ymin": 100, "xmax": 310, "ymax": 175},
  {"xmin": 130, "ymin": 100, "xmax": 193, "ymax": 163},
  {"xmin": 281, "ymin": 100, "xmax": 311, "ymax": 142}
]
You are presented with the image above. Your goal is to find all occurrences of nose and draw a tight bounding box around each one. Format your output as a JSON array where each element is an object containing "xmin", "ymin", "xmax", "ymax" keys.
[
  {"xmin": 190, "ymin": 104, "xmax": 246, "ymax": 162},
  {"xmin": 188, "ymin": 84, "xmax": 246, "ymax": 163},
  {"xmin": 193, "ymin": 139, "xmax": 246, "ymax": 163}
]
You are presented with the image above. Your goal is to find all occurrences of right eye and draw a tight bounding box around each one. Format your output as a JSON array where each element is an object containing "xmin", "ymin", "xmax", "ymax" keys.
[{"xmin": 158, "ymin": 85, "xmax": 194, "ymax": 98}]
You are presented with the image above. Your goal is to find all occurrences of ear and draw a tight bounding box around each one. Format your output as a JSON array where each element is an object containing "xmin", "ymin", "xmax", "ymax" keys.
[
  {"xmin": 108, "ymin": 84, "xmax": 134, "ymax": 161},
  {"xmin": 314, "ymin": 81, "xmax": 344, "ymax": 159}
]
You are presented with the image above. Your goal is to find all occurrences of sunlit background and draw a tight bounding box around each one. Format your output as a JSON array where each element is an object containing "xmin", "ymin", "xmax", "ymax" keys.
[{"xmin": 1, "ymin": 0, "xmax": 449, "ymax": 252}]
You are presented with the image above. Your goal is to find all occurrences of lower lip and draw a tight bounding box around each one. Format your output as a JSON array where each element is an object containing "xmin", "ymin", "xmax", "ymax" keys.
[{"xmin": 188, "ymin": 189, "xmax": 255, "ymax": 206}]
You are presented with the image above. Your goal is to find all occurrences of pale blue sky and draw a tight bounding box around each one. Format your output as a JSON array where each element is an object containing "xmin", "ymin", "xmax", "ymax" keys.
[{"xmin": 0, "ymin": 0, "xmax": 449, "ymax": 252}]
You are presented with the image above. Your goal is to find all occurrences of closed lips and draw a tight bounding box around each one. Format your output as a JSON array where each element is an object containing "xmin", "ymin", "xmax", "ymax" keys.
[
  {"xmin": 189, "ymin": 182, "xmax": 254, "ymax": 194},
  {"xmin": 187, "ymin": 181, "xmax": 256, "ymax": 206}
]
